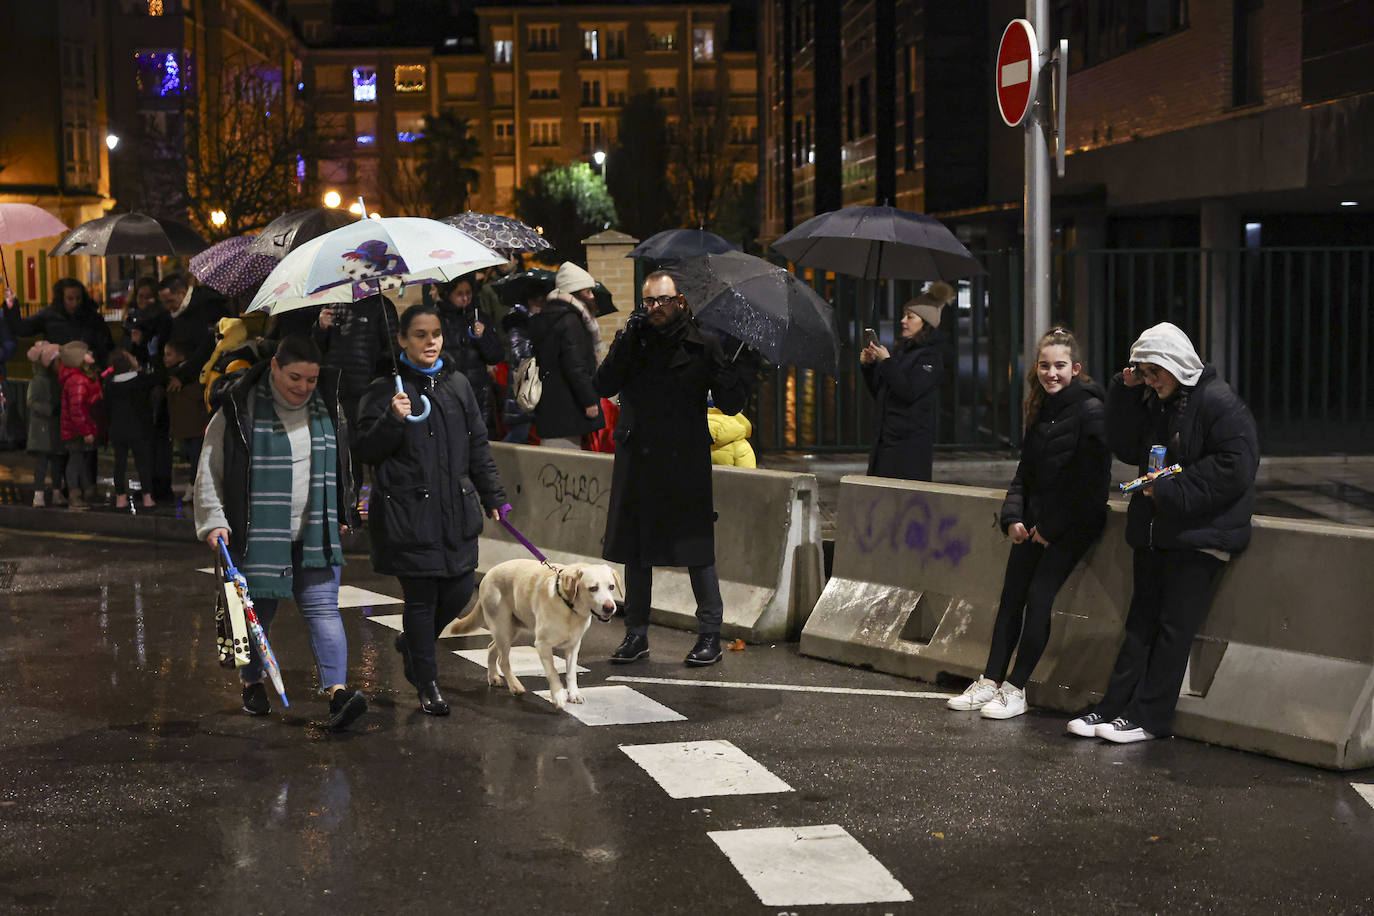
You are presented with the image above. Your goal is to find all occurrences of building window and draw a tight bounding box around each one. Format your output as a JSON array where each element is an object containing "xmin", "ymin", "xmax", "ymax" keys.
[
  {"xmin": 845, "ymin": 83, "xmax": 855, "ymax": 141},
  {"xmin": 606, "ymin": 71, "xmax": 628, "ymax": 107},
  {"xmin": 793, "ymin": 119, "xmax": 803, "ymax": 167},
  {"xmin": 858, "ymin": 75, "xmax": 871, "ymax": 136},
  {"xmin": 396, "ymin": 112, "xmax": 426, "ymax": 142},
  {"xmin": 394, "ymin": 64, "xmax": 426, "ymax": 93},
  {"xmin": 493, "ymin": 72, "xmax": 513, "ymax": 106},
  {"xmin": 445, "ymin": 72, "xmax": 477, "ymax": 100},
  {"xmin": 581, "ymin": 78, "xmax": 602, "ymax": 107},
  {"xmin": 729, "ymin": 69, "xmax": 757, "ymax": 96},
  {"xmin": 493, "ymin": 120, "xmax": 516, "ymax": 155},
  {"xmin": 731, "ymin": 116, "xmax": 758, "ymax": 146},
  {"xmin": 582, "ymin": 29, "xmax": 600, "ymax": 61},
  {"xmin": 647, "ymin": 23, "xmax": 677, "ymax": 51},
  {"xmin": 491, "ymin": 28, "xmax": 514, "ymax": 64},
  {"xmin": 527, "ymin": 25, "xmax": 559, "ymax": 52},
  {"xmin": 692, "ymin": 26, "xmax": 715, "ymax": 62},
  {"xmin": 1053, "ymin": 0, "xmax": 1189, "ymax": 73},
  {"xmin": 529, "ymin": 72, "xmax": 560, "ymax": 100},
  {"xmin": 1232, "ymin": 0, "xmax": 1263, "ymax": 107},
  {"xmin": 63, "ymin": 118, "xmax": 95, "ymax": 188},
  {"xmin": 648, "ymin": 70, "xmax": 678, "ymax": 99},
  {"xmin": 355, "ymin": 112, "xmax": 377, "ymax": 145},
  {"xmin": 605, "ymin": 28, "xmax": 627, "ymax": 59},
  {"xmin": 303, "ymin": 20, "xmax": 323, "ymax": 43},
  {"xmin": 530, "ymin": 119, "xmax": 561, "ymax": 147},
  {"xmin": 352, "ymin": 67, "xmax": 377, "ymax": 102},
  {"xmin": 134, "ymin": 50, "xmax": 186, "ymax": 99},
  {"xmin": 147, "ymin": 0, "xmax": 163, "ymax": 15},
  {"xmin": 581, "ymin": 120, "xmax": 605, "ymax": 156}
]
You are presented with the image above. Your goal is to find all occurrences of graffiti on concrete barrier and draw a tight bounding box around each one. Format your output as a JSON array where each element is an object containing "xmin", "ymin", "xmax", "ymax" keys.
[
  {"xmin": 538, "ymin": 463, "xmax": 610, "ymax": 522},
  {"xmin": 852, "ymin": 494, "xmax": 970, "ymax": 566}
]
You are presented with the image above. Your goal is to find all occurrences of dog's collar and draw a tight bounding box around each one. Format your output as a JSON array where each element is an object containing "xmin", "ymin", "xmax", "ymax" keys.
[{"xmin": 553, "ymin": 569, "xmax": 576, "ymax": 611}]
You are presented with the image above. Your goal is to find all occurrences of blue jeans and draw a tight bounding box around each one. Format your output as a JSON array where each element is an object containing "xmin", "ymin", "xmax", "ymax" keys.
[{"xmin": 240, "ymin": 541, "xmax": 346, "ymax": 690}]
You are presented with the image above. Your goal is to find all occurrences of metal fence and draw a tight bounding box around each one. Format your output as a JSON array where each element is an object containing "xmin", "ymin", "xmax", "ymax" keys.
[{"xmin": 754, "ymin": 247, "xmax": 1374, "ymax": 455}]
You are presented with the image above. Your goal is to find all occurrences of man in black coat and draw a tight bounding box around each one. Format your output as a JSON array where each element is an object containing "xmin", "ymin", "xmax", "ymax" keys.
[{"xmin": 594, "ymin": 270, "xmax": 755, "ymax": 666}]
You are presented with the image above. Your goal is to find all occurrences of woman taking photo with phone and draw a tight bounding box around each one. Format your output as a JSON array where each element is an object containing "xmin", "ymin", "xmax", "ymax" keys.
[
  {"xmin": 355, "ymin": 305, "xmax": 508, "ymax": 717},
  {"xmin": 859, "ymin": 296, "xmax": 945, "ymax": 481},
  {"xmin": 947, "ymin": 327, "xmax": 1111, "ymax": 719}
]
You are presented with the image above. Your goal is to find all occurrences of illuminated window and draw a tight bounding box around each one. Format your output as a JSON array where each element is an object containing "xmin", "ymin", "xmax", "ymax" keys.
[
  {"xmin": 491, "ymin": 28, "xmax": 514, "ymax": 64},
  {"xmin": 147, "ymin": 0, "xmax": 164, "ymax": 15},
  {"xmin": 352, "ymin": 67, "xmax": 377, "ymax": 102},
  {"xmin": 582, "ymin": 29, "xmax": 600, "ymax": 61},
  {"xmin": 295, "ymin": 154, "xmax": 306, "ymax": 192},
  {"xmin": 355, "ymin": 112, "xmax": 377, "ymax": 145},
  {"xmin": 692, "ymin": 26, "xmax": 715, "ymax": 62},
  {"xmin": 134, "ymin": 50, "xmax": 185, "ymax": 99},
  {"xmin": 647, "ymin": 23, "xmax": 677, "ymax": 51},
  {"xmin": 396, "ymin": 112, "xmax": 426, "ymax": 142},
  {"xmin": 394, "ymin": 64, "xmax": 426, "ymax": 93}
]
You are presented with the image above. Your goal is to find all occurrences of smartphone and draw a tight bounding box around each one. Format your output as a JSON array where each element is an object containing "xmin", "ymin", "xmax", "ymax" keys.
[{"xmin": 862, "ymin": 328, "xmax": 879, "ymax": 348}]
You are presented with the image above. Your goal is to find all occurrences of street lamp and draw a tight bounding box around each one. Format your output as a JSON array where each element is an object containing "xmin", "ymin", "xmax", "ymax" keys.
[
  {"xmin": 105, "ymin": 133, "xmax": 121, "ymax": 151},
  {"xmin": 323, "ymin": 190, "xmax": 342, "ymax": 209},
  {"xmin": 593, "ymin": 150, "xmax": 607, "ymax": 188},
  {"xmin": 210, "ymin": 209, "xmax": 227, "ymax": 228}
]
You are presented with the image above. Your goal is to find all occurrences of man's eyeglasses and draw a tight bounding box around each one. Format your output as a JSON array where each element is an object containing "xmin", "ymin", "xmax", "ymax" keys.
[{"xmin": 642, "ymin": 294, "xmax": 682, "ymax": 309}]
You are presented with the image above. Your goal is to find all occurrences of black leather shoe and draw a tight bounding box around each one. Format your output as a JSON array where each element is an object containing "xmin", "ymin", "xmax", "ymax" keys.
[
  {"xmin": 326, "ymin": 686, "xmax": 368, "ymax": 730},
  {"xmin": 610, "ymin": 632, "xmax": 650, "ymax": 664},
  {"xmin": 394, "ymin": 632, "xmax": 416, "ymax": 686},
  {"xmin": 241, "ymin": 682, "xmax": 270, "ymax": 716},
  {"xmin": 684, "ymin": 633, "xmax": 723, "ymax": 667},
  {"xmin": 418, "ymin": 681, "xmax": 450, "ymax": 716}
]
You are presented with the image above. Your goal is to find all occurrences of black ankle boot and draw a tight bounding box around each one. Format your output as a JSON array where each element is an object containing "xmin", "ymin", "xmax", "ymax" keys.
[
  {"xmin": 395, "ymin": 632, "xmax": 416, "ymax": 685},
  {"xmin": 610, "ymin": 632, "xmax": 650, "ymax": 664},
  {"xmin": 418, "ymin": 681, "xmax": 450, "ymax": 716},
  {"xmin": 685, "ymin": 633, "xmax": 723, "ymax": 667}
]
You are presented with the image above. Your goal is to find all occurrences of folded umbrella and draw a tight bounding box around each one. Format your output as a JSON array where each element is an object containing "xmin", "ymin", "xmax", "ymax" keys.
[
  {"xmin": 771, "ymin": 204, "xmax": 984, "ymax": 282},
  {"xmin": 628, "ymin": 228, "xmax": 740, "ymax": 261},
  {"xmin": 50, "ymin": 211, "xmax": 208, "ymax": 258},
  {"xmin": 190, "ymin": 234, "xmax": 279, "ymax": 296},
  {"xmin": 219, "ymin": 540, "xmax": 288, "ymax": 707},
  {"xmin": 671, "ymin": 251, "xmax": 840, "ymax": 375},
  {"xmin": 248, "ymin": 208, "xmax": 356, "ymax": 259},
  {"xmin": 441, "ymin": 212, "xmax": 550, "ymax": 255}
]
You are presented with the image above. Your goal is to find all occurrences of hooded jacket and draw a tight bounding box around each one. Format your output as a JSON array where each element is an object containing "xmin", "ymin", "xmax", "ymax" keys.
[
  {"xmin": 528, "ymin": 299, "xmax": 605, "ymax": 439},
  {"xmin": 708, "ymin": 407, "xmax": 756, "ymax": 467},
  {"xmin": 103, "ymin": 370, "xmax": 159, "ymax": 445},
  {"xmin": 1000, "ymin": 379, "xmax": 1111, "ymax": 543},
  {"xmin": 59, "ymin": 366, "xmax": 102, "ymax": 441}
]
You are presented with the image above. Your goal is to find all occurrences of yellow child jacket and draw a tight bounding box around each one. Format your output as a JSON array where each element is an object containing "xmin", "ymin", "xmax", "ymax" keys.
[{"xmin": 707, "ymin": 407, "xmax": 756, "ymax": 467}]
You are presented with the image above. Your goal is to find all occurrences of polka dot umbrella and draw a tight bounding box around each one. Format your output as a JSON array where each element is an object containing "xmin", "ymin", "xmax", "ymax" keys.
[
  {"xmin": 440, "ymin": 212, "xmax": 551, "ymax": 256},
  {"xmin": 189, "ymin": 234, "xmax": 279, "ymax": 296}
]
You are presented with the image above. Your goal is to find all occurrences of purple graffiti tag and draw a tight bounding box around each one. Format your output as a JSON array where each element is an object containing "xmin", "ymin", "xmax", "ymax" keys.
[{"xmin": 851, "ymin": 493, "xmax": 970, "ymax": 567}]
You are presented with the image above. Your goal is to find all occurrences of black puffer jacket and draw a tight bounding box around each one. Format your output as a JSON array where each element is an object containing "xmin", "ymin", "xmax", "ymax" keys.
[
  {"xmin": 1106, "ymin": 366, "xmax": 1259, "ymax": 553},
  {"xmin": 317, "ymin": 294, "xmax": 398, "ymax": 404},
  {"xmin": 436, "ymin": 301, "xmax": 503, "ymax": 425},
  {"xmin": 1000, "ymin": 379, "xmax": 1111, "ymax": 542},
  {"xmin": 355, "ymin": 359, "xmax": 507, "ymax": 578},
  {"xmin": 102, "ymin": 372, "xmax": 159, "ymax": 446},
  {"xmin": 20, "ymin": 303, "xmax": 114, "ymax": 363},
  {"xmin": 861, "ymin": 339, "xmax": 944, "ymax": 480},
  {"xmin": 528, "ymin": 299, "xmax": 604, "ymax": 439}
]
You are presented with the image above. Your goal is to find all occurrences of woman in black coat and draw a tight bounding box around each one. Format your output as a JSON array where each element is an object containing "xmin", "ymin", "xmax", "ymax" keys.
[
  {"xmin": 860, "ymin": 298, "xmax": 945, "ymax": 481},
  {"xmin": 435, "ymin": 275, "xmax": 503, "ymax": 435},
  {"xmin": 527, "ymin": 295, "xmax": 604, "ymax": 447},
  {"xmin": 1067, "ymin": 321, "xmax": 1259, "ymax": 744},
  {"xmin": 355, "ymin": 305, "xmax": 508, "ymax": 716},
  {"xmin": 947, "ymin": 328, "xmax": 1111, "ymax": 719}
]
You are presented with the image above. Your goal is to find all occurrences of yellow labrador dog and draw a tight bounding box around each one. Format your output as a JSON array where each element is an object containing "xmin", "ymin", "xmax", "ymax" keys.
[{"xmin": 446, "ymin": 559, "xmax": 622, "ymax": 709}]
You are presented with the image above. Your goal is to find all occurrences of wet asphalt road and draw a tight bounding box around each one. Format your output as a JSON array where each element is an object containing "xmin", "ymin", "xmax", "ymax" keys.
[{"xmin": 2, "ymin": 530, "xmax": 1373, "ymax": 915}]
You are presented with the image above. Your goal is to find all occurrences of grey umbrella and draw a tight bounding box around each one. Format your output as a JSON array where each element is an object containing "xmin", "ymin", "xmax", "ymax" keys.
[
  {"xmin": 249, "ymin": 208, "xmax": 356, "ymax": 259},
  {"xmin": 189, "ymin": 234, "xmax": 279, "ymax": 296},
  {"xmin": 50, "ymin": 211, "xmax": 208, "ymax": 258},
  {"xmin": 672, "ymin": 251, "xmax": 840, "ymax": 375},
  {"xmin": 771, "ymin": 204, "xmax": 984, "ymax": 281},
  {"xmin": 441, "ymin": 212, "xmax": 550, "ymax": 255}
]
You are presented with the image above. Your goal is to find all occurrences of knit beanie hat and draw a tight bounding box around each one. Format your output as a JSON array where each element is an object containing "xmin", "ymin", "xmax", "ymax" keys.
[
  {"xmin": 903, "ymin": 281, "xmax": 956, "ymax": 329},
  {"xmin": 1128, "ymin": 321, "xmax": 1204, "ymax": 387},
  {"xmin": 902, "ymin": 300, "xmax": 942, "ymax": 329},
  {"xmin": 59, "ymin": 340, "xmax": 91, "ymax": 369},
  {"xmin": 554, "ymin": 261, "xmax": 596, "ymax": 294}
]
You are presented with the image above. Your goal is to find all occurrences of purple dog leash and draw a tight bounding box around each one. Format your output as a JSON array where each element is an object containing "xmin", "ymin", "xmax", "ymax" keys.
[{"xmin": 496, "ymin": 503, "xmax": 554, "ymax": 567}]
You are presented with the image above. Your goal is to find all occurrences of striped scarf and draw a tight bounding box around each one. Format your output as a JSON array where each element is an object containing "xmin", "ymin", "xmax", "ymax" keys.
[{"xmin": 241, "ymin": 377, "xmax": 344, "ymax": 598}]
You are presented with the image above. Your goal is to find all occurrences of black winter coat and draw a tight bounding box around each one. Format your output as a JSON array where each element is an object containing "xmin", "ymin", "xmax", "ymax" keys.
[
  {"xmin": 169, "ymin": 288, "xmax": 231, "ymax": 378},
  {"xmin": 436, "ymin": 301, "xmax": 503, "ymax": 425},
  {"xmin": 1000, "ymin": 379, "xmax": 1111, "ymax": 543},
  {"xmin": 103, "ymin": 372, "xmax": 159, "ymax": 446},
  {"xmin": 528, "ymin": 300, "xmax": 604, "ymax": 439},
  {"xmin": 1106, "ymin": 366, "xmax": 1259, "ymax": 553},
  {"xmin": 355, "ymin": 359, "xmax": 507, "ymax": 578},
  {"xmin": 316, "ymin": 294, "xmax": 398, "ymax": 404},
  {"xmin": 212, "ymin": 361, "xmax": 359, "ymax": 570},
  {"xmin": 862, "ymin": 339, "xmax": 944, "ymax": 480},
  {"xmin": 594, "ymin": 313, "xmax": 750, "ymax": 567},
  {"xmin": 20, "ymin": 303, "xmax": 114, "ymax": 363}
]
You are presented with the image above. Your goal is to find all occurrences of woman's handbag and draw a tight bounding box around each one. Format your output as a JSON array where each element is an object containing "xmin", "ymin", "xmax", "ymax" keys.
[
  {"xmin": 214, "ymin": 550, "xmax": 251, "ymax": 668},
  {"xmin": 512, "ymin": 356, "xmax": 542, "ymax": 412}
]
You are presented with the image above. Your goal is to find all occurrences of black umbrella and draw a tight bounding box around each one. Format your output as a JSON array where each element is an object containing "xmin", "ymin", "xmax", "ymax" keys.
[
  {"xmin": 50, "ymin": 211, "xmax": 208, "ymax": 258},
  {"xmin": 671, "ymin": 252, "xmax": 840, "ymax": 375},
  {"xmin": 628, "ymin": 228, "xmax": 741, "ymax": 261},
  {"xmin": 491, "ymin": 268, "xmax": 616, "ymax": 316},
  {"xmin": 248, "ymin": 208, "xmax": 356, "ymax": 259},
  {"xmin": 771, "ymin": 204, "xmax": 984, "ymax": 281}
]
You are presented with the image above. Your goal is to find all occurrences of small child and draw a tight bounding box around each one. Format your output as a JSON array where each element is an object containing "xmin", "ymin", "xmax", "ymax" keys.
[
  {"xmin": 25, "ymin": 341, "xmax": 67, "ymax": 507},
  {"xmin": 708, "ymin": 400, "xmax": 756, "ymax": 467},
  {"xmin": 163, "ymin": 339, "xmax": 208, "ymax": 500},
  {"xmin": 58, "ymin": 341, "xmax": 103, "ymax": 510},
  {"xmin": 103, "ymin": 349, "xmax": 158, "ymax": 509}
]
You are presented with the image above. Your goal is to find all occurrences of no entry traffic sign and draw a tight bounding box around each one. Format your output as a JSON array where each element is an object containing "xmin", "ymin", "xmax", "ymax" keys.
[{"xmin": 997, "ymin": 18, "xmax": 1039, "ymax": 127}]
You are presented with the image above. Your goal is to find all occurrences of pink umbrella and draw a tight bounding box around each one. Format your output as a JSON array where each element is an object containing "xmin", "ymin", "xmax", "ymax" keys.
[{"xmin": 0, "ymin": 203, "xmax": 68, "ymax": 294}]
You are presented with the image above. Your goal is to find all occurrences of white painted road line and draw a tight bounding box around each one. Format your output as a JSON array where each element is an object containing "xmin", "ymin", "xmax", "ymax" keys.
[
  {"xmin": 620, "ymin": 740, "xmax": 792, "ymax": 799},
  {"xmin": 709, "ymin": 824, "xmax": 913, "ymax": 907},
  {"xmin": 607, "ymin": 675, "xmax": 953, "ymax": 700},
  {"xmin": 362, "ymin": 613, "xmax": 491, "ymax": 637},
  {"xmin": 337, "ymin": 585, "xmax": 403, "ymax": 608},
  {"xmin": 1353, "ymin": 783, "xmax": 1374, "ymax": 810},
  {"xmin": 454, "ymin": 645, "xmax": 588, "ymax": 677},
  {"xmin": 534, "ymin": 685, "xmax": 686, "ymax": 726}
]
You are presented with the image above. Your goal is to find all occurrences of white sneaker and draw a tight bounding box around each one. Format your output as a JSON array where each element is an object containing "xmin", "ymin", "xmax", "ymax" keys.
[
  {"xmin": 32, "ymin": 491, "xmax": 45, "ymax": 508},
  {"xmin": 947, "ymin": 677, "xmax": 999, "ymax": 711},
  {"xmin": 1066, "ymin": 712, "xmax": 1110, "ymax": 737},
  {"xmin": 1096, "ymin": 717, "xmax": 1157, "ymax": 744},
  {"xmin": 980, "ymin": 683, "xmax": 1027, "ymax": 719}
]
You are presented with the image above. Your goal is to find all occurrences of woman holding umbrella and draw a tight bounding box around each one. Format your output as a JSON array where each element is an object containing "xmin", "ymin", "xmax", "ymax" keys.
[
  {"xmin": 860, "ymin": 297, "xmax": 945, "ymax": 481},
  {"xmin": 355, "ymin": 305, "xmax": 508, "ymax": 716},
  {"xmin": 194, "ymin": 334, "xmax": 367, "ymax": 730}
]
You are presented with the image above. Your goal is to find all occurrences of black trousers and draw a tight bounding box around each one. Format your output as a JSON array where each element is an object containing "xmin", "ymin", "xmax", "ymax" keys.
[
  {"xmin": 623, "ymin": 563, "xmax": 723, "ymax": 637},
  {"xmin": 112, "ymin": 440, "xmax": 154, "ymax": 496},
  {"xmin": 983, "ymin": 531, "xmax": 1096, "ymax": 688},
  {"xmin": 397, "ymin": 572, "xmax": 476, "ymax": 683},
  {"xmin": 1092, "ymin": 548, "xmax": 1225, "ymax": 736}
]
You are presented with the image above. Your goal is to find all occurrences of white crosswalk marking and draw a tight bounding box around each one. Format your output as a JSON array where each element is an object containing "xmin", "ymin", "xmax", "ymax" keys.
[
  {"xmin": 454, "ymin": 645, "xmax": 587, "ymax": 677},
  {"xmin": 533, "ymin": 685, "xmax": 686, "ymax": 726},
  {"xmin": 337, "ymin": 585, "xmax": 403, "ymax": 608},
  {"xmin": 1353, "ymin": 783, "xmax": 1374, "ymax": 810},
  {"xmin": 620, "ymin": 740, "xmax": 792, "ymax": 798},
  {"xmin": 708, "ymin": 824, "xmax": 913, "ymax": 907},
  {"xmin": 607, "ymin": 675, "xmax": 953, "ymax": 700}
]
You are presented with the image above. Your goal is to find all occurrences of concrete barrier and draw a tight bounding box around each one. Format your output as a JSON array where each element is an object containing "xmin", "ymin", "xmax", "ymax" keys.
[
  {"xmin": 801, "ymin": 475, "xmax": 1374, "ymax": 770},
  {"xmin": 480, "ymin": 443, "xmax": 824, "ymax": 642}
]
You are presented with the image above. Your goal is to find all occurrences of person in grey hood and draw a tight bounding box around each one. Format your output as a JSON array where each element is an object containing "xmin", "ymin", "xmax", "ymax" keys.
[{"xmin": 1067, "ymin": 322, "xmax": 1259, "ymax": 745}]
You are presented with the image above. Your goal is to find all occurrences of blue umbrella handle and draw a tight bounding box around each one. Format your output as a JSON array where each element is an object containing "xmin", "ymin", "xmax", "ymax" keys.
[{"xmin": 394, "ymin": 375, "xmax": 431, "ymax": 422}]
